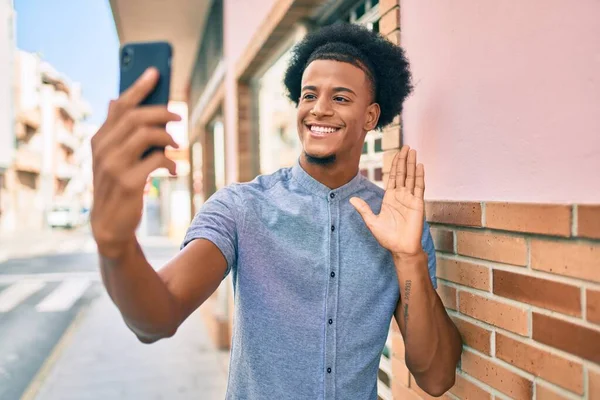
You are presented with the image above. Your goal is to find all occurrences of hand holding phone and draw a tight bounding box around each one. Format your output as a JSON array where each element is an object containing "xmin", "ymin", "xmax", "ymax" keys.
[{"xmin": 90, "ymin": 60, "xmax": 180, "ymax": 258}]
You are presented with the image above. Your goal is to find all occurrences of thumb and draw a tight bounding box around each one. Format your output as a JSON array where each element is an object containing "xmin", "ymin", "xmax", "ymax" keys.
[{"xmin": 349, "ymin": 197, "xmax": 376, "ymax": 227}]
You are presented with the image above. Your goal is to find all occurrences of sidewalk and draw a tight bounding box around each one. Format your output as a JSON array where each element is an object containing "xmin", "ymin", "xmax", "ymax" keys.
[{"xmin": 22, "ymin": 237, "xmax": 229, "ymax": 400}]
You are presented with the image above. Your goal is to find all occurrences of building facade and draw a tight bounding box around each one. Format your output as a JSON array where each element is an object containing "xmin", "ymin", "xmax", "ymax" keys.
[
  {"xmin": 0, "ymin": 0, "xmax": 16, "ymax": 233},
  {"xmin": 111, "ymin": 0, "xmax": 600, "ymax": 398},
  {"xmin": 0, "ymin": 50, "xmax": 91, "ymax": 234}
]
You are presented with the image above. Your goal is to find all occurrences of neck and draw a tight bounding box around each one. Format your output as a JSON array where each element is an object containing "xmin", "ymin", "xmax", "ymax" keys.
[{"xmin": 299, "ymin": 152, "xmax": 360, "ymax": 189}]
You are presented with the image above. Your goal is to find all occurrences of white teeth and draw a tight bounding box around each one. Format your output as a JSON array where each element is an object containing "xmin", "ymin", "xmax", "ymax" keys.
[{"xmin": 310, "ymin": 126, "xmax": 338, "ymax": 134}]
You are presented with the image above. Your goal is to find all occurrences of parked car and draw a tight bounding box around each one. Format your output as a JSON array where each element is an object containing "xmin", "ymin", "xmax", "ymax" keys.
[{"xmin": 47, "ymin": 205, "xmax": 82, "ymax": 229}]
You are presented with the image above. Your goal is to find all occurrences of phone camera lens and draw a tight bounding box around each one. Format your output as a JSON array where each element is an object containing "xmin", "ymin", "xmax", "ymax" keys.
[{"xmin": 122, "ymin": 48, "xmax": 133, "ymax": 67}]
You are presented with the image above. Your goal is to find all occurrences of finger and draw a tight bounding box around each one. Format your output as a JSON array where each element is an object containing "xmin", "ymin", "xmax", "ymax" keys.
[
  {"xmin": 396, "ymin": 145, "xmax": 410, "ymax": 188},
  {"xmin": 405, "ymin": 149, "xmax": 417, "ymax": 194},
  {"xmin": 119, "ymin": 67, "xmax": 160, "ymax": 109},
  {"xmin": 349, "ymin": 197, "xmax": 377, "ymax": 228},
  {"xmin": 126, "ymin": 151, "xmax": 177, "ymax": 186},
  {"xmin": 386, "ymin": 151, "xmax": 401, "ymax": 190},
  {"xmin": 94, "ymin": 107, "xmax": 181, "ymax": 157},
  {"xmin": 120, "ymin": 126, "xmax": 179, "ymax": 163},
  {"xmin": 414, "ymin": 163, "xmax": 425, "ymax": 199}
]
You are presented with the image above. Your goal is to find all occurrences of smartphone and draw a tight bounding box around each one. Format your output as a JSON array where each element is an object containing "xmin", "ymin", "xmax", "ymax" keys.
[{"xmin": 119, "ymin": 41, "xmax": 173, "ymax": 159}]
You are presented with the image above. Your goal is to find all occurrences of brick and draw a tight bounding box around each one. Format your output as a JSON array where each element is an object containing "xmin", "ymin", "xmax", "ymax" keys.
[
  {"xmin": 387, "ymin": 30, "xmax": 401, "ymax": 46},
  {"xmin": 535, "ymin": 383, "xmax": 570, "ymax": 400},
  {"xmin": 437, "ymin": 283, "xmax": 457, "ymax": 310},
  {"xmin": 531, "ymin": 239, "xmax": 600, "ymax": 283},
  {"xmin": 461, "ymin": 350, "xmax": 533, "ymax": 400},
  {"xmin": 587, "ymin": 289, "xmax": 600, "ymax": 324},
  {"xmin": 448, "ymin": 373, "xmax": 492, "ymax": 400},
  {"xmin": 426, "ymin": 201, "xmax": 483, "ymax": 227},
  {"xmin": 437, "ymin": 257, "xmax": 490, "ymax": 291},
  {"xmin": 380, "ymin": 0, "xmax": 399, "ymax": 15},
  {"xmin": 532, "ymin": 312, "xmax": 600, "ymax": 364},
  {"xmin": 392, "ymin": 356, "xmax": 410, "ymax": 387},
  {"xmin": 459, "ymin": 291, "xmax": 529, "ymax": 336},
  {"xmin": 379, "ymin": 7, "xmax": 399, "ymax": 36},
  {"xmin": 456, "ymin": 231, "xmax": 527, "ymax": 266},
  {"xmin": 493, "ymin": 270, "xmax": 581, "ymax": 317},
  {"xmin": 495, "ymin": 333, "xmax": 583, "ymax": 394},
  {"xmin": 577, "ymin": 205, "xmax": 600, "ymax": 240},
  {"xmin": 392, "ymin": 380, "xmax": 421, "ymax": 400},
  {"xmin": 392, "ymin": 330, "xmax": 405, "ymax": 359},
  {"xmin": 382, "ymin": 124, "xmax": 401, "ymax": 150},
  {"xmin": 589, "ymin": 369, "xmax": 600, "ymax": 400},
  {"xmin": 450, "ymin": 315, "xmax": 492, "ymax": 355},
  {"xmin": 485, "ymin": 203, "xmax": 571, "ymax": 237},
  {"xmin": 431, "ymin": 227, "xmax": 454, "ymax": 253}
]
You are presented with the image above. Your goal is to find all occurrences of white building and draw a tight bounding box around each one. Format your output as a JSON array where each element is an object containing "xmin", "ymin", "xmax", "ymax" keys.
[
  {"xmin": 1, "ymin": 49, "xmax": 92, "ymax": 234},
  {"xmin": 0, "ymin": 0, "xmax": 16, "ymax": 233}
]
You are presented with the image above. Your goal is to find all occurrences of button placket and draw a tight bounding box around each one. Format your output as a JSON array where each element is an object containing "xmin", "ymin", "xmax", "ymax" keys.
[{"xmin": 324, "ymin": 193, "xmax": 339, "ymax": 398}]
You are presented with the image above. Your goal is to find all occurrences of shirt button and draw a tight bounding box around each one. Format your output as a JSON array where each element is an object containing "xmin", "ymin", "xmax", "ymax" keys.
[
  {"xmin": 331, "ymin": 225, "xmax": 335, "ymax": 232},
  {"xmin": 330, "ymin": 193, "xmax": 335, "ymax": 199},
  {"xmin": 330, "ymin": 271, "xmax": 335, "ymax": 278},
  {"xmin": 327, "ymin": 367, "xmax": 332, "ymax": 373},
  {"xmin": 329, "ymin": 319, "xmax": 333, "ymax": 325}
]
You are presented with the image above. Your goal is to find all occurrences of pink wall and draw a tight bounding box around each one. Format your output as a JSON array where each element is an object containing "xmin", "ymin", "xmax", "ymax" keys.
[
  {"xmin": 401, "ymin": 0, "xmax": 600, "ymax": 204},
  {"xmin": 223, "ymin": 0, "xmax": 278, "ymax": 183}
]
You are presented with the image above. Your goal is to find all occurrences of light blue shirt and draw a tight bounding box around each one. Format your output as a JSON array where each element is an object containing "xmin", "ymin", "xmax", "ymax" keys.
[{"xmin": 181, "ymin": 160, "xmax": 437, "ymax": 399}]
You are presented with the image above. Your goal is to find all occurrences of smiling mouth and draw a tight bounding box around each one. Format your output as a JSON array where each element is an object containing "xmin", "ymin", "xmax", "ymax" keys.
[{"xmin": 306, "ymin": 124, "xmax": 342, "ymax": 137}]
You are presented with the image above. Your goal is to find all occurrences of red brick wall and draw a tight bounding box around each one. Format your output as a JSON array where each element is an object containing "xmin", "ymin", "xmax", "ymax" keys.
[{"xmin": 388, "ymin": 202, "xmax": 600, "ymax": 399}]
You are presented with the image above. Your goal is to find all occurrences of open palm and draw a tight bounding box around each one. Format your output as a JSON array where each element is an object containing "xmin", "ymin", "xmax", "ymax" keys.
[{"xmin": 350, "ymin": 146, "xmax": 425, "ymax": 256}]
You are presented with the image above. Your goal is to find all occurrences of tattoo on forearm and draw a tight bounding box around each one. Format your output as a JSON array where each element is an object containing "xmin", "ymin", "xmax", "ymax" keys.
[{"xmin": 403, "ymin": 280, "xmax": 412, "ymax": 336}]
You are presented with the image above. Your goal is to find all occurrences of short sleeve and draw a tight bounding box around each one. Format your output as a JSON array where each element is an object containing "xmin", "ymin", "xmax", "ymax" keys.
[
  {"xmin": 180, "ymin": 185, "xmax": 241, "ymax": 279},
  {"xmin": 421, "ymin": 220, "xmax": 438, "ymax": 289}
]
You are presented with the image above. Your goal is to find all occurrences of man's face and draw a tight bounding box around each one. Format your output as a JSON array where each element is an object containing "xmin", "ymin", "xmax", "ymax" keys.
[{"xmin": 296, "ymin": 59, "xmax": 379, "ymax": 164}]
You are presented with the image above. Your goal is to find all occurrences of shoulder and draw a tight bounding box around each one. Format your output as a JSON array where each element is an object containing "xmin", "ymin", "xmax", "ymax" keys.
[
  {"xmin": 229, "ymin": 166, "xmax": 293, "ymax": 198},
  {"xmin": 355, "ymin": 176, "xmax": 386, "ymax": 202}
]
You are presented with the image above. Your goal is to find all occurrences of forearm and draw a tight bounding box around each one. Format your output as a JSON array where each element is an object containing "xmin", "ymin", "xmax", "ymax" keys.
[
  {"xmin": 393, "ymin": 251, "xmax": 462, "ymax": 395},
  {"xmin": 99, "ymin": 238, "xmax": 182, "ymax": 342}
]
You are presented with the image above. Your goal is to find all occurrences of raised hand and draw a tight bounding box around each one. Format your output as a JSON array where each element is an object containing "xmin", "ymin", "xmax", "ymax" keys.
[{"xmin": 350, "ymin": 145, "xmax": 425, "ymax": 257}]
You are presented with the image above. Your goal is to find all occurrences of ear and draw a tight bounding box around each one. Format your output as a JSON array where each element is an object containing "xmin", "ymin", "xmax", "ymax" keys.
[{"xmin": 364, "ymin": 103, "xmax": 381, "ymax": 131}]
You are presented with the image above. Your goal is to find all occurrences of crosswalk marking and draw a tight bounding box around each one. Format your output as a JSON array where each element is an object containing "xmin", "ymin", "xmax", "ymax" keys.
[
  {"xmin": 0, "ymin": 280, "xmax": 46, "ymax": 312},
  {"xmin": 36, "ymin": 279, "xmax": 92, "ymax": 312}
]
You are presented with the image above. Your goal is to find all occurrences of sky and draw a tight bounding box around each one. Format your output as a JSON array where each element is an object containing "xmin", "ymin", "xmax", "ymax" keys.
[{"xmin": 14, "ymin": 0, "xmax": 120, "ymax": 126}]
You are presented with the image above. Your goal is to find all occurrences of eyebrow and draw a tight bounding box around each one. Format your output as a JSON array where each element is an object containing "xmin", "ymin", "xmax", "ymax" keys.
[{"xmin": 301, "ymin": 85, "xmax": 357, "ymax": 95}]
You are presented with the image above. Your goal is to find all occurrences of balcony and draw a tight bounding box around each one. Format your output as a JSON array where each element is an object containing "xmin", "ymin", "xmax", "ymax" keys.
[
  {"xmin": 13, "ymin": 147, "xmax": 42, "ymax": 174},
  {"xmin": 54, "ymin": 91, "xmax": 80, "ymax": 121},
  {"xmin": 57, "ymin": 128, "xmax": 80, "ymax": 152},
  {"xmin": 55, "ymin": 162, "xmax": 77, "ymax": 180},
  {"xmin": 16, "ymin": 107, "xmax": 41, "ymax": 131}
]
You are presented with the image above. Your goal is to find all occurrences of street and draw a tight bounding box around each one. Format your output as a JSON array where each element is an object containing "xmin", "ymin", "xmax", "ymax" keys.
[{"xmin": 0, "ymin": 228, "xmax": 227, "ymax": 400}]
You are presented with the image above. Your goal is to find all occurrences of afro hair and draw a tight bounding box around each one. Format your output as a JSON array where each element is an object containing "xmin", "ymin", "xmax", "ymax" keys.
[{"xmin": 283, "ymin": 22, "xmax": 413, "ymax": 130}]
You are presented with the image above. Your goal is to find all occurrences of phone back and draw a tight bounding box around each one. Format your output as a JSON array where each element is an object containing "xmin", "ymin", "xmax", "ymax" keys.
[{"xmin": 119, "ymin": 41, "xmax": 172, "ymax": 105}]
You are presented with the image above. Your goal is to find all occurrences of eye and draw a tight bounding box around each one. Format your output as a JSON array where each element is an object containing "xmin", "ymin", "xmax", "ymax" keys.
[
  {"xmin": 334, "ymin": 96, "xmax": 349, "ymax": 103},
  {"xmin": 302, "ymin": 93, "xmax": 316, "ymax": 101}
]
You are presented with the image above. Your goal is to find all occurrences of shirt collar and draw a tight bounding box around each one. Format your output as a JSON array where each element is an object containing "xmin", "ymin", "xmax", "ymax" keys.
[{"xmin": 291, "ymin": 158, "xmax": 365, "ymax": 200}]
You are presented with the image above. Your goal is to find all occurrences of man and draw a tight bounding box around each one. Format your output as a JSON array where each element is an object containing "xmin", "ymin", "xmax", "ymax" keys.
[{"xmin": 91, "ymin": 23, "xmax": 462, "ymax": 399}]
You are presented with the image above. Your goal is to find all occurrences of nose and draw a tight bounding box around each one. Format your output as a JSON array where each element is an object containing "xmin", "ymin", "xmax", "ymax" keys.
[{"xmin": 311, "ymin": 97, "xmax": 334, "ymax": 117}]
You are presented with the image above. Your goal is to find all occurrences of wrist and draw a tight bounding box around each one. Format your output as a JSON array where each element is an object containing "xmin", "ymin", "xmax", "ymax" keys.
[
  {"xmin": 96, "ymin": 235, "xmax": 138, "ymax": 260},
  {"xmin": 392, "ymin": 249, "xmax": 427, "ymax": 264}
]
